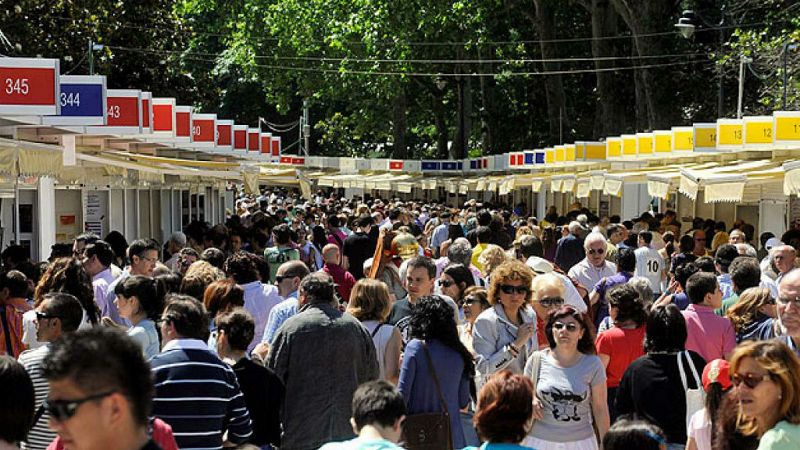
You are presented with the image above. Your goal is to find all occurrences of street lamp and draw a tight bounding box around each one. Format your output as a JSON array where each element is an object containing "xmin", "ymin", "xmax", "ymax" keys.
[
  {"xmin": 784, "ymin": 43, "xmax": 799, "ymax": 110},
  {"xmin": 675, "ymin": 9, "xmax": 726, "ymax": 117}
]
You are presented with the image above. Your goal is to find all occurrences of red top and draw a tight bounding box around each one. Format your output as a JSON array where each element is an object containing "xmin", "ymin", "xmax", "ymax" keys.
[
  {"xmin": 322, "ymin": 263, "xmax": 356, "ymax": 303},
  {"xmin": 48, "ymin": 417, "xmax": 179, "ymax": 450},
  {"xmin": 595, "ymin": 325, "xmax": 646, "ymax": 388}
]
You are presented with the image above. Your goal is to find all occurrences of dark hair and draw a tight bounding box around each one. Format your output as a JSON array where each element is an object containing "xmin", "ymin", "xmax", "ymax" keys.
[
  {"xmin": 216, "ymin": 308, "xmax": 255, "ymax": 352},
  {"xmin": 729, "ymin": 257, "xmax": 761, "ymax": 294},
  {"xmin": 679, "ymin": 234, "xmax": 695, "ymax": 253},
  {"xmin": 356, "ymin": 214, "xmax": 373, "ymax": 229},
  {"xmin": 706, "ymin": 379, "xmax": 729, "ymax": 444},
  {"xmin": 155, "ymin": 272, "xmax": 182, "ymax": 299},
  {"xmin": 34, "ymin": 257, "xmax": 98, "ymax": 324},
  {"xmin": 694, "ymin": 256, "xmax": 716, "ymax": 273},
  {"xmin": 602, "ymin": 418, "xmax": 667, "ymax": 450},
  {"xmin": 0, "ymin": 270, "xmax": 29, "ymax": 298},
  {"xmin": 443, "ymin": 264, "xmax": 475, "ymax": 301},
  {"xmin": 518, "ymin": 235, "xmax": 544, "ymax": 259},
  {"xmin": 300, "ymin": 272, "xmax": 336, "ymax": 304},
  {"xmin": 114, "ymin": 275, "xmax": 162, "ymax": 321},
  {"xmin": 616, "ymin": 247, "xmax": 636, "ymax": 273},
  {"xmin": 163, "ymin": 294, "xmax": 209, "ymax": 341},
  {"xmin": 476, "ymin": 226, "xmax": 492, "ymax": 244},
  {"xmin": 473, "ymin": 371, "xmax": 533, "ymax": 443},
  {"xmin": 104, "ymin": 231, "xmax": 129, "ymax": 266},
  {"xmin": 545, "ymin": 306, "xmax": 596, "ymax": 354},
  {"xmin": 477, "ymin": 210, "xmax": 492, "ymax": 226},
  {"xmin": 712, "ymin": 391, "xmax": 759, "ymax": 450},
  {"xmin": 74, "ymin": 232, "xmax": 100, "ymax": 245},
  {"xmin": 675, "ymin": 262, "xmax": 701, "ymax": 289},
  {"xmin": 128, "ymin": 239, "xmax": 158, "ymax": 260},
  {"xmin": 41, "ymin": 327, "xmax": 153, "ymax": 426},
  {"xmin": 408, "ymin": 295, "xmax": 476, "ymax": 381},
  {"xmin": 639, "ymin": 231, "xmax": 653, "ymax": 245},
  {"xmin": 644, "ymin": 305, "xmax": 687, "ymax": 353},
  {"xmin": 201, "ymin": 247, "xmax": 226, "ymax": 270},
  {"xmin": 203, "ymin": 279, "xmax": 245, "ymax": 319},
  {"xmin": 447, "ymin": 224, "xmax": 465, "ymax": 241},
  {"xmin": 0, "ymin": 355, "xmax": 35, "ymax": 442},
  {"xmin": 607, "ymin": 284, "xmax": 647, "ymax": 326},
  {"xmin": 607, "ymin": 224, "xmax": 623, "ymax": 237},
  {"xmin": 715, "ymin": 244, "xmax": 739, "ymax": 272},
  {"xmin": 83, "ymin": 240, "xmax": 115, "ymax": 267},
  {"xmin": 686, "ymin": 272, "xmax": 718, "ymax": 304},
  {"xmin": 312, "ymin": 225, "xmax": 327, "ymax": 251},
  {"xmin": 351, "ymin": 380, "xmax": 406, "ymax": 430},
  {"xmin": 406, "ymin": 256, "xmax": 436, "ymax": 280},
  {"xmin": 224, "ymin": 251, "xmax": 260, "ymax": 284},
  {"xmin": 272, "ymin": 224, "xmax": 291, "ymax": 245},
  {"xmin": 1, "ymin": 245, "xmax": 29, "ymax": 267}
]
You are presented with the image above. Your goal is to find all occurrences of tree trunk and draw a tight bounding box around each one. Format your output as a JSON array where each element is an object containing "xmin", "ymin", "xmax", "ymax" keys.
[
  {"xmin": 391, "ymin": 89, "xmax": 407, "ymax": 159},
  {"xmin": 533, "ymin": 0, "xmax": 570, "ymax": 144}
]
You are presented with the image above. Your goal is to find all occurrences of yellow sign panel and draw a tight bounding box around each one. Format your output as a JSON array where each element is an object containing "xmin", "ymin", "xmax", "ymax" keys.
[
  {"xmin": 673, "ymin": 130, "xmax": 693, "ymax": 151},
  {"xmin": 695, "ymin": 128, "xmax": 716, "ymax": 149},
  {"xmin": 745, "ymin": 121, "xmax": 773, "ymax": 144},
  {"xmin": 565, "ymin": 145, "xmax": 576, "ymax": 161},
  {"xmin": 655, "ymin": 134, "xmax": 672, "ymax": 153},
  {"xmin": 545, "ymin": 148, "xmax": 555, "ymax": 163},
  {"xmin": 776, "ymin": 116, "xmax": 800, "ymax": 141},
  {"xmin": 555, "ymin": 146, "xmax": 565, "ymax": 162},
  {"xmin": 637, "ymin": 136, "xmax": 653, "ymax": 154},
  {"xmin": 622, "ymin": 136, "xmax": 637, "ymax": 155},
  {"xmin": 607, "ymin": 140, "xmax": 621, "ymax": 157},
  {"xmin": 586, "ymin": 144, "xmax": 606, "ymax": 160},
  {"xmin": 718, "ymin": 124, "xmax": 743, "ymax": 146}
]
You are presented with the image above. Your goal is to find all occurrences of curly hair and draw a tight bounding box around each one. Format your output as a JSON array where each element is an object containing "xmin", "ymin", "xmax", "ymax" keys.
[
  {"xmin": 33, "ymin": 257, "xmax": 98, "ymax": 324},
  {"xmin": 181, "ymin": 261, "xmax": 226, "ymax": 301},
  {"xmin": 408, "ymin": 295, "xmax": 475, "ymax": 380},
  {"xmin": 726, "ymin": 287, "xmax": 773, "ymax": 334},
  {"xmin": 473, "ymin": 371, "xmax": 533, "ymax": 443},
  {"xmin": 607, "ymin": 284, "xmax": 647, "ymax": 326},
  {"xmin": 545, "ymin": 306, "xmax": 596, "ymax": 354},
  {"xmin": 487, "ymin": 259, "xmax": 534, "ymax": 306},
  {"xmin": 478, "ymin": 244, "xmax": 508, "ymax": 277}
]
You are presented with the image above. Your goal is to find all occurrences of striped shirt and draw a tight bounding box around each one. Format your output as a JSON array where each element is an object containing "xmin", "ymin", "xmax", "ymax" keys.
[
  {"xmin": 151, "ymin": 339, "xmax": 252, "ymax": 450},
  {"xmin": 19, "ymin": 344, "xmax": 54, "ymax": 450}
]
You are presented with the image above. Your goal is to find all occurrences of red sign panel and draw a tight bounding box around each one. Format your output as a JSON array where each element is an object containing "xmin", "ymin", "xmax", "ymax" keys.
[
  {"xmin": 0, "ymin": 67, "xmax": 56, "ymax": 105},
  {"xmin": 176, "ymin": 112, "xmax": 191, "ymax": 137},
  {"xmin": 261, "ymin": 135, "xmax": 271, "ymax": 154},
  {"xmin": 248, "ymin": 131, "xmax": 260, "ymax": 151},
  {"xmin": 141, "ymin": 98, "xmax": 150, "ymax": 127},
  {"xmin": 271, "ymin": 139, "xmax": 280, "ymax": 156},
  {"xmin": 152, "ymin": 104, "xmax": 173, "ymax": 131},
  {"xmin": 193, "ymin": 119, "xmax": 215, "ymax": 142},
  {"xmin": 280, "ymin": 156, "xmax": 292, "ymax": 164},
  {"xmin": 389, "ymin": 160, "xmax": 404, "ymax": 170},
  {"xmin": 234, "ymin": 130, "xmax": 247, "ymax": 149},
  {"xmin": 291, "ymin": 157, "xmax": 305, "ymax": 165},
  {"xmin": 106, "ymin": 96, "xmax": 140, "ymax": 127},
  {"xmin": 217, "ymin": 124, "xmax": 232, "ymax": 146}
]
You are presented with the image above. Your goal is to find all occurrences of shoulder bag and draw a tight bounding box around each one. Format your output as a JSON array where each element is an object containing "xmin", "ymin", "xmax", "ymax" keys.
[
  {"xmin": 678, "ymin": 350, "xmax": 705, "ymax": 429},
  {"xmin": 402, "ymin": 341, "xmax": 454, "ymax": 450}
]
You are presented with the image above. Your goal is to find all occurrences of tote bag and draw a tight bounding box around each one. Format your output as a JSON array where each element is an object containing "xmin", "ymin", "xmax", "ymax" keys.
[{"xmin": 677, "ymin": 350, "xmax": 705, "ymax": 429}]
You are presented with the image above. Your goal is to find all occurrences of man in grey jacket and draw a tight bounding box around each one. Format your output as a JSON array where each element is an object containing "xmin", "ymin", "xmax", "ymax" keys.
[{"xmin": 267, "ymin": 272, "xmax": 379, "ymax": 450}]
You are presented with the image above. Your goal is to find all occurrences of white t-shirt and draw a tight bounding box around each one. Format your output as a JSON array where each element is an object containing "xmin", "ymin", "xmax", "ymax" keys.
[
  {"xmin": 688, "ymin": 409, "xmax": 712, "ymax": 450},
  {"xmin": 634, "ymin": 246, "xmax": 665, "ymax": 293}
]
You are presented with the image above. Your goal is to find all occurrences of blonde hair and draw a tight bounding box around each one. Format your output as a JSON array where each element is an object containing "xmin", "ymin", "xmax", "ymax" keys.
[
  {"xmin": 346, "ymin": 278, "xmax": 392, "ymax": 322},
  {"xmin": 487, "ymin": 260, "xmax": 534, "ymax": 306},
  {"xmin": 730, "ymin": 340, "xmax": 800, "ymax": 436},
  {"xmin": 479, "ymin": 244, "xmax": 508, "ymax": 277},
  {"xmin": 726, "ymin": 287, "xmax": 773, "ymax": 334},
  {"xmin": 531, "ymin": 273, "xmax": 565, "ymax": 301},
  {"xmin": 711, "ymin": 232, "xmax": 729, "ymax": 253},
  {"xmin": 515, "ymin": 226, "xmax": 533, "ymax": 240}
]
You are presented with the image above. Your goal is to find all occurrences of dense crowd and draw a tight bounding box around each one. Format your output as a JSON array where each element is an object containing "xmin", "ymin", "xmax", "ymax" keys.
[{"xmin": 1, "ymin": 188, "xmax": 800, "ymax": 450}]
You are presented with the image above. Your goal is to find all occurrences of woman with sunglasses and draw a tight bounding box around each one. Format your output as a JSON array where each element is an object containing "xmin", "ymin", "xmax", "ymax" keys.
[
  {"xmin": 440, "ymin": 264, "xmax": 476, "ymax": 310},
  {"xmin": 726, "ymin": 287, "xmax": 777, "ymax": 343},
  {"xmin": 459, "ymin": 287, "xmax": 491, "ymax": 355},
  {"xmin": 728, "ymin": 340, "xmax": 800, "ymax": 449},
  {"xmin": 522, "ymin": 306, "xmax": 608, "ymax": 450},
  {"xmin": 473, "ymin": 260, "xmax": 537, "ymax": 383},
  {"xmin": 530, "ymin": 273, "xmax": 566, "ymax": 350},
  {"xmin": 595, "ymin": 284, "xmax": 646, "ymax": 423}
]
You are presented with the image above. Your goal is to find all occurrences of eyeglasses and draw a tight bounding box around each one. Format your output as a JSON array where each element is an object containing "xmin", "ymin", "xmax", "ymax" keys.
[
  {"xmin": 35, "ymin": 311, "xmax": 59, "ymax": 321},
  {"xmin": 463, "ymin": 296, "xmax": 477, "ymax": 305},
  {"xmin": 440, "ymin": 280, "xmax": 455, "ymax": 288},
  {"xmin": 552, "ymin": 322, "xmax": 580, "ymax": 332},
  {"xmin": 777, "ymin": 296, "xmax": 800, "ymax": 306},
  {"xmin": 44, "ymin": 391, "xmax": 117, "ymax": 422},
  {"xmin": 155, "ymin": 317, "xmax": 172, "ymax": 327},
  {"xmin": 499, "ymin": 284, "xmax": 530, "ymax": 295},
  {"xmin": 731, "ymin": 372, "xmax": 771, "ymax": 389},
  {"xmin": 586, "ymin": 248, "xmax": 605, "ymax": 255},
  {"xmin": 695, "ymin": 238, "xmax": 706, "ymax": 242},
  {"xmin": 539, "ymin": 296, "xmax": 565, "ymax": 308}
]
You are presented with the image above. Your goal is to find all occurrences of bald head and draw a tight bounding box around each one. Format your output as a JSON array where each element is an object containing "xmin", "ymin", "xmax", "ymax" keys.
[
  {"xmin": 773, "ymin": 245, "xmax": 797, "ymax": 275},
  {"xmin": 778, "ymin": 268, "xmax": 800, "ymax": 338},
  {"xmin": 779, "ymin": 268, "xmax": 800, "ymax": 298},
  {"xmin": 322, "ymin": 243, "xmax": 340, "ymax": 265}
]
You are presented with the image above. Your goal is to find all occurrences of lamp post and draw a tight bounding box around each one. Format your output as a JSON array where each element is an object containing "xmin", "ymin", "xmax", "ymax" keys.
[
  {"xmin": 675, "ymin": 9, "xmax": 726, "ymax": 117},
  {"xmin": 784, "ymin": 43, "xmax": 799, "ymax": 110},
  {"xmin": 87, "ymin": 39, "xmax": 104, "ymax": 75},
  {"xmin": 737, "ymin": 55, "xmax": 753, "ymax": 118}
]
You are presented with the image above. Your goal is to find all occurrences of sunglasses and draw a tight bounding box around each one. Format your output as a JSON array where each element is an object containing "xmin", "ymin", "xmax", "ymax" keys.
[
  {"xmin": 44, "ymin": 391, "xmax": 116, "ymax": 422},
  {"xmin": 35, "ymin": 311, "xmax": 59, "ymax": 321},
  {"xmin": 440, "ymin": 280, "xmax": 455, "ymax": 288},
  {"xmin": 539, "ymin": 296, "xmax": 565, "ymax": 308},
  {"xmin": 695, "ymin": 238, "xmax": 706, "ymax": 242},
  {"xmin": 275, "ymin": 275, "xmax": 297, "ymax": 283},
  {"xmin": 731, "ymin": 372, "xmax": 771, "ymax": 389},
  {"xmin": 499, "ymin": 285, "xmax": 530, "ymax": 295},
  {"xmin": 586, "ymin": 248, "xmax": 605, "ymax": 255},
  {"xmin": 553, "ymin": 322, "xmax": 580, "ymax": 332}
]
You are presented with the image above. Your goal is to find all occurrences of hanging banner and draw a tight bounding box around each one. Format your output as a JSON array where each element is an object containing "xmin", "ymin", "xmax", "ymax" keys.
[
  {"xmin": 175, "ymin": 106, "xmax": 193, "ymax": 141},
  {"xmin": 774, "ymin": 111, "xmax": 800, "ymax": 147},
  {"xmin": 233, "ymin": 125, "xmax": 248, "ymax": 152}
]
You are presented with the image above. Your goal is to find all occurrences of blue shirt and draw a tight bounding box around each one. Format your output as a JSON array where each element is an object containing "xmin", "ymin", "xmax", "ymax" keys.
[
  {"xmin": 430, "ymin": 221, "xmax": 450, "ymax": 252},
  {"xmin": 260, "ymin": 291, "xmax": 299, "ymax": 345},
  {"xmin": 592, "ymin": 272, "xmax": 633, "ymax": 329}
]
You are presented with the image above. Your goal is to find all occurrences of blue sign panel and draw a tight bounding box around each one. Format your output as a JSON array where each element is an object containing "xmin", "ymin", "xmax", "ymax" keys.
[
  {"xmin": 441, "ymin": 161, "xmax": 461, "ymax": 171},
  {"xmin": 421, "ymin": 161, "xmax": 440, "ymax": 171},
  {"xmin": 535, "ymin": 152, "xmax": 545, "ymax": 164},
  {"xmin": 524, "ymin": 152, "xmax": 535, "ymax": 165},
  {"xmin": 59, "ymin": 83, "xmax": 104, "ymax": 117}
]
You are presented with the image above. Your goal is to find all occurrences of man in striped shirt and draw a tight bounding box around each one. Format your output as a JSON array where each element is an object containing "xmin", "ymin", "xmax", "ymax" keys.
[
  {"xmin": 151, "ymin": 294, "xmax": 252, "ymax": 450},
  {"xmin": 19, "ymin": 293, "xmax": 84, "ymax": 450}
]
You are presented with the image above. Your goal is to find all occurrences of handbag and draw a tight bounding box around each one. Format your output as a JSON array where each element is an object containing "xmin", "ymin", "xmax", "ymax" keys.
[
  {"xmin": 677, "ymin": 350, "xmax": 705, "ymax": 429},
  {"xmin": 402, "ymin": 341, "xmax": 454, "ymax": 450}
]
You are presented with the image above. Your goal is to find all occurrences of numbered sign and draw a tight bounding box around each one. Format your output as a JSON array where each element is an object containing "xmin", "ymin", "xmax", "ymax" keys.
[
  {"xmin": 716, "ymin": 119, "xmax": 743, "ymax": 151},
  {"xmin": 216, "ymin": 120, "xmax": 233, "ymax": 151},
  {"xmin": 271, "ymin": 135, "xmax": 281, "ymax": 158},
  {"xmin": 247, "ymin": 128, "xmax": 260, "ymax": 152},
  {"xmin": 554, "ymin": 146, "xmax": 566, "ymax": 162},
  {"xmin": 693, "ymin": 123, "xmax": 717, "ymax": 152},
  {"xmin": 565, "ymin": 144, "xmax": 576, "ymax": 161},
  {"xmin": 191, "ymin": 113, "xmax": 216, "ymax": 147},
  {"xmin": 0, "ymin": 58, "xmax": 60, "ymax": 115},
  {"xmin": 389, "ymin": 160, "xmax": 404, "ymax": 171},
  {"xmin": 654, "ymin": 131, "xmax": 672, "ymax": 153},
  {"xmin": 44, "ymin": 75, "xmax": 106, "ymax": 126},
  {"xmin": 140, "ymin": 92, "xmax": 152, "ymax": 132},
  {"xmin": 151, "ymin": 98, "xmax": 176, "ymax": 136},
  {"xmin": 743, "ymin": 116, "xmax": 773, "ymax": 148},
  {"xmin": 175, "ymin": 106, "xmax": 193, "ymax": 140},
  {"xmin": 622, "ymin": 134, "xmax": 637, "ymax": 156},
  {"xmin": 260, "ymin": 133, "xmax": 272, "ymax": 155},
  {"xmin": 774, "ymin": 111, "xmax": 800, "ymax": 147},
  {"xmin": 85, "ymin": 89, "xmax": 141, "ymax": 135},
  {"xmin": 233, "ymin": 125, "xmax": 248, "ymax": 151},
  {"xmin": 606, "ymin": 138, "xmax": 622, "ymax": 158},
  {"xmin": 672, "ymin": 126, "xmax": 693, "ymax": 151},
  {"xmin": 637, "ymin": 133, "xmax": 654, "ymax": 155},
  {"xmin": 579, "ymin": 142, "xmax": 606, "ymax": 161},
  {"xmin": 544, "ymin": 148, "xmax": 555, "ymax": 164}
]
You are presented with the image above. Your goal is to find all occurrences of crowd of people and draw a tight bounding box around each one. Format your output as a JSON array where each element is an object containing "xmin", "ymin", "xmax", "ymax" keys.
[{"xmin": 1, "ymin": 187, "xmax": 800, "ymax": 450}]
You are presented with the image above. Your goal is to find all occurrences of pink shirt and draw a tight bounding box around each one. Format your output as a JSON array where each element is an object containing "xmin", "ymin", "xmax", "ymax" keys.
[{"xmin": 682, "ymin": 304, "xmax": 736, "ymax": 362}]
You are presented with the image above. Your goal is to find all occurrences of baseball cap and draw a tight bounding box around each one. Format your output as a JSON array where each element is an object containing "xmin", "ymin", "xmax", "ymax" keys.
[
  {"xmin": 525, "ymin": 256, "xmax": 554, "ymax": 275},
  {"xmin": 765, "ymin": 237, "xmax": 783, "ymax": 251},
  {"xmin": 702, "ymin": 359, "xmax": 731, "ymax": 392}
]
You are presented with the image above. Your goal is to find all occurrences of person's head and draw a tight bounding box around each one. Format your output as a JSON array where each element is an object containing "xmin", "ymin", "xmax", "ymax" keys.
[
  {"xmin": 0, "ymin": 355, "xmax": 35, "ymax": 444},
  {"xmin": 476, "ymin": 226, "xmax": 492, "ymax": 244},
  {"xmin": 583, "ymin": 232, "xmax": 607, "ymax": 267},
  {"xmin": 405, "ymin": 257, "xmax": 437, "ymax": 302},
  {"xmin": 349, "ymin": 380, "xmax": 406, "ymax": 443},
  {"xmin": 638, "ymin": 231, "xmax": 653, "ymax": 248},
  {"xmin": 607, "ymin": 224, "xmax": 625, "ymax": 244},
  {"xmin": 530, "ymin": 273, "xmax": 565, "ymax": 320},
  {"xmin": 473, "ymin": 371, "xmax": 534, "ymax": 444},
  {"xmin": 686, "ymin": 272, "xmax": 722, "ymax": 308},
  {"xmin": 602, "ymin": 419, "xmax": 667, "ymax": 450},
  {"xmin": 200, "ymin": 247, "xmax": 226, "ymax": 271},
  {"xmin": 488, "ymin": 259, "xmax": 533, "ymax": 310},
  {"xmin": 627, "ymin": 277, "xmax": 655, "ymax": 310},
  {"xmin": 702, "ymin": 358, "xmax": 733, "ymax": 432},
  {"xmin": 215, "ymin": 308, "xmax": 255, "ymax": 355},
  {"xmin": 72, "ymin": 233, "xmax": 100, "ymax": 259},
  {"xmin": 692, "ymin": 229, "xmax": 707, "ymax": 254},
  {"xmin": 446, "ymin": 238, "xmax": 473, "ymax": 267},
  {"xmin": 644, "ymin": 304, "xmax": 687, "ymax": 353},
  {"xmin": 440, "ymin": 264, "xmax": 475, "ymax": 302},
  {"xmin": 33, "ymin": 257, "xmax": 94, "ymax": 314},
  {"xmin": 347, "ymin": 278, "xmax": 392, "ymax": 322},
  {"xmin": 202, "ymin": 279, "xmax": 245, "ymax": 321},
  {"xmin": 224, "ymin": 251, "xmax": 260, "ymax": 284},
  {"xmin": 568, "ymin": 221, "xmax": 583, "ymax": 236},
  {"xmin": 694, "ymin": 256, "xmax": 716, "ymax": 273},
  {"xmin": 176, "ymin": 247, "xmax": 199, "ymax": 275},
  {"xmin": 322, "ymin": 243, "xmax": 341, "ymax": 266},
  {"xmin": 729, "ymin": 340, "xmax": 800, "ymax": 435},
  {"xmin": 408, "ymin": 296, "xmax": 474, "ymax": 379},
  {"xmin": 616, "ymin": 247, "xmax": 636, "ymax": 273},
  {"xmin": 545, "ymin": 306, "xmax": 595, "ymax": 354},
  {"xmin": 80, "ymin": 240, "xmax": 114, "ymax": 278},
  {"xmin": 678, "ymin": 234, "xmax": 695, "ymax": 254},
  {"xmin": 355, "ymin": 214, "xmax": 373, "ymax": 232},
  {"xmin": 160, "ymin": 294, "xmax": 209, "ymax": 344},
  {"xmin": 477, "ymin": 244, "xmax": 507, "ymax": 277},
  {"xmin": 517, "ymin": 235, "xmax": 543, "ymax": 260},
  {"xmin": 777, "ymin": 269, "xmax": 800, "ymax": 338},
  {"xmin": 127, "ymin": 240, "xmax": 159, "ymax": 277},
  {"xmin": 607, "ymin": 284, "xmax": 646, "ymax": 326},
  {"xmin": 167, "ymin": 231, "xmax": 187, "ymax": 254},
  {"xmin": 772, "ymin": 245, "xmax": 797, "ymax": 275},
  {"xmin": 35, "ymin": 292, "xmax": 83, "ymax": 343},
  {"xmin": 729, "ymin": 229, "xmax": 746, "ymax": 245},
  {"xmin": 298, "ymin": 272, "xmax": 336, "ymax": 306},
  {"xmin": 462, "ymin": 287, "xmax": 490, "ymax": 325},
  {"xmin": 673, "ymin": 262, "xmax": 699, "ymax": 291},
  {"xmin": 0, "ymin": 269, "xmax": 29, "ymax": 300},
  {"xmin": 715, "ymin": 244, "xmax": 739, "ymax": 274},
  {"xmin": 113, "ymin": 276, "xmax": 161, "ymax": 322},
  {"xmin": 41, "ymin": 327, "xmax": 153, "ymax": 450},
  {"xmin": 276, "ymin": 260, "xmax": 311, "ymax": 298},
  {"xmin": 272, "ymin": 223, "xmax": 292, "ymax": 245},
  {"xmin": 180, "ymin": 261, "xmax": 225, "ymax": 301}
]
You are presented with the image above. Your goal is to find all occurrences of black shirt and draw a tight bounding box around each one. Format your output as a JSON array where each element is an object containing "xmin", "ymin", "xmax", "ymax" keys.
[
  {"xmin": 343, "ymin": 231, "xmax": 376, "ymax": 280},
  {"xmin": 615, "ymin": 351, "xmax": 706, "ymax": 444},
  {"xmin": 388, "ymin": 298, "xmax": 413, "ymax": 342},
  {"xmin": 232, "ymin": 358, "xmax": 285, "ymax": 447}
]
